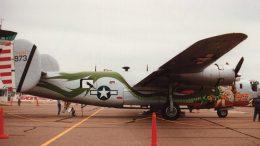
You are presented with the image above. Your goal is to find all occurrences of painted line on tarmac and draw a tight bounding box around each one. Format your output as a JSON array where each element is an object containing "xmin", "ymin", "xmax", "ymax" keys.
[
  {"xmin": 6, "ymin": 112, "xmax": 71, "ymax": 124},
  {"xmin": 91, "ymin": 116, "xmax": 152, "ymax": 125},
  {"xmin": 5, "ymin": 113, "xmax": 42, "ymax": 122},
  {"xmin": 40, "ymin": 107, "xmax": 104, "ymax": 146},
  {"xmin": 201, "ymin": 118, "xmax": 260, "ymax": 140},
  {"xmin": 157, "ymin": 117, "xmax": 215, "ymax": 127}
]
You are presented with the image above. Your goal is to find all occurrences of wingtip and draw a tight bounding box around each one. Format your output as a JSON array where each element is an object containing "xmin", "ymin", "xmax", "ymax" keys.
[
  {"xmin": 227, "ymin": 33, "xmax": 248, "ymax": 41},
  {"xmin": 212, "ymin": 32, "xmax": 248, "ymax": 44},
  {"xmin": 241, "ymin": 33, "xmax": 248, "ymax": 40},
  {"xmin": 233, "ymin": 32, "xmax": 248, "ymax": 40}
]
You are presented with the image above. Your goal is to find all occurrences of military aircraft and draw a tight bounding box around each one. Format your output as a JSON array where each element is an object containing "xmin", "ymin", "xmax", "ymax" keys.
[{"xmin": 0, "ymin": 29, "xmax": 255, "ymax": 120}]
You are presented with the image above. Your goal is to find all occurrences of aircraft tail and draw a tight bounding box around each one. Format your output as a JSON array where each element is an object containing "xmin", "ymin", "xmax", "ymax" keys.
[
  {"xmin": 13, "ymin": 39, "xmax": 59, "ymax": 92},
  {"xmin": 0, "ymin": 30, "xmax": 17, "ymax": 91},
  {"xmin": 13, "ymin": 39, "xmax": 41, "ymax": 92}
]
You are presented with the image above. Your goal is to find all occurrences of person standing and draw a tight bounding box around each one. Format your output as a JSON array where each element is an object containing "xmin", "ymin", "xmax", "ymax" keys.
[
  {"xmin": 81, "ymin": 104, "xmax": 87, "ymax": 117},
  {"xmin": 71, "ymin": 106, "xmax": 76, "ymax": 117},
  {"xmin": 252, "ymin": 96, "xmax": 260, "ymax": 122},
  {"xmin": 18, "ymin": 98, "xmax": 21, "ymax": 106},
  {"xmin": 57, "ymin": 100, "xmax": 61, "ymax": 115}
]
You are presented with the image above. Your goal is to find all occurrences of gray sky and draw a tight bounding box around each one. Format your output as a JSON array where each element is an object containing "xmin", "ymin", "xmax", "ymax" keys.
[{"xmin": 1, "ymin": 0, "xmax": 260, "ymax": 82}]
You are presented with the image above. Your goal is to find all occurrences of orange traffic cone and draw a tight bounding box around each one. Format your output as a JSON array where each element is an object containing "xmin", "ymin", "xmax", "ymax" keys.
[
  {"xmin": 0, "ymin": 108, "xmax": 8, "ymax": 139},
  {"xmin": 151, "ymin": 112, "xmax": 157, "ymax": 146}
]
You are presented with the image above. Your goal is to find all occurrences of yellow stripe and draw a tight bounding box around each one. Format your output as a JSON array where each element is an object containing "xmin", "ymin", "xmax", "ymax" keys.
[{"xmin": 41, "ymin": 108, "xmax": 103, "ymax": 146}]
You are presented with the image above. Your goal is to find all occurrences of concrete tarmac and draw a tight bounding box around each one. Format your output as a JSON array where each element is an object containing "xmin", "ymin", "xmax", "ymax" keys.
[{"xmin": 1, "ymin": 103, "xmax": 260, "ymax": 146}]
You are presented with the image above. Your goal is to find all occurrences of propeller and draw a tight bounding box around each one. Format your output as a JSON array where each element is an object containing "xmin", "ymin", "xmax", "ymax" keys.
[{"xmin": 234, "ymin": 57, "xmax": 244, "ymax": 78}]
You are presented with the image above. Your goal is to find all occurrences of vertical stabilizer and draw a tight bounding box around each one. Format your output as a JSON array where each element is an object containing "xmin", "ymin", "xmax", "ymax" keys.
[{"xmin": 13, "ymin": 39, "xmax": 41, "ymax": 92}]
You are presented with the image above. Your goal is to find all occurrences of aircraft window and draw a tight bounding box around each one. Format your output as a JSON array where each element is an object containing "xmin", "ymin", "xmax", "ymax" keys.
[
  {"xmin": 240, "ymin": 83, "xmax": 243, "ymax": 89},
  {"xmin": 109, "ymin": 81, "xmax": 115, "ymax": 84}
]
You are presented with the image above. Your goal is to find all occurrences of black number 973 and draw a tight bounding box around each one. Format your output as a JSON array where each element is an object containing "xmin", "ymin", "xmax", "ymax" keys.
[{"xmin": 14, "ymin": 55, "xmax": 28, "ymax": 62}]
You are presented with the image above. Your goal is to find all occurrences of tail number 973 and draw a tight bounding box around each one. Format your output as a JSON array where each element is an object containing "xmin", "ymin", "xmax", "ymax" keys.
[{"xmin": 14, "ymin": 55, "xmax": 28, "ymax": 62}]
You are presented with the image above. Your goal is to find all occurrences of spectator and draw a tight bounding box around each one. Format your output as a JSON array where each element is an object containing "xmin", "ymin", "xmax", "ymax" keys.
[
  {"xmin": 252, "ymin": 93, "xmax": 260, "ymax": 122},
  {"xmin": 57, "ymin": 100, "xmax": 61, "ymax": 115}
]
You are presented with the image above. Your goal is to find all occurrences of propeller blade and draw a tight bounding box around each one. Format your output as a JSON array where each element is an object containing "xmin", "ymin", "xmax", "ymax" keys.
[{"xmin": 235, "ymin": 57, "xmax": 244, "ymax": 77}]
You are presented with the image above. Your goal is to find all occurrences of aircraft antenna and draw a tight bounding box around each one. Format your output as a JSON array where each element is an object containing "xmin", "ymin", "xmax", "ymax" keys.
[
  {"xmin": 0, "ymin": 18, "xmax": 4, "ymax": 30},
  {"xmin": 122, "ymin": 66, "xmax": 130, "ymax": 72}
]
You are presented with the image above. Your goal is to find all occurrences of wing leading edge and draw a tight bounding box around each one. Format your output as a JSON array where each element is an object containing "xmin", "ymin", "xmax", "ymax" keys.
[{"xmin": 134, "ymin": 33, "xmax": 247, "ymax": 89}]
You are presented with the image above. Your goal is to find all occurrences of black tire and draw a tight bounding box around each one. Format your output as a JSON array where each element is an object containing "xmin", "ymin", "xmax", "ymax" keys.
[
  {"xmin": 217, "ymin": 109, "xmax": 228, "ymax": 118},
  {"xmin": 161, "ymin": 103, "xmax": 180, "ymax": 120},
  {"xmin": 187, "ymin": 105, "xmax": 193, "ymax": 113}
]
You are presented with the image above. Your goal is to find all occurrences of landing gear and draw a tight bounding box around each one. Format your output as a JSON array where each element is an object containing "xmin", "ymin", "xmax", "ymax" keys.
[
  {"xmin": 161, "ymin": 103, "xmax": 180, "ymax": 120},
  {"xmin": 161, "ymin": 84, "xmax": 181, "ymax": 120},
  {"xmin": 217, "ymin": 109, "xmax": 228, "ymax": 118},
  {"xmin": 187, "ymin": 105, "xmax": 193, "ymax": 113}
]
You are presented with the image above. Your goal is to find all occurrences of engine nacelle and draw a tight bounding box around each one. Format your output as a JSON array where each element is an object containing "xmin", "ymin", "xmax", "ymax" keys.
[{"xmin": 178, "ymin": 64, "xmax": 235, "ymax": 87}]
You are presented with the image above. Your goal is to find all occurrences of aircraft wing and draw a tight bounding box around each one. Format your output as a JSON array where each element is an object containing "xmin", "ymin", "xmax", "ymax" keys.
[{"xmin": 134, "ymin": 33, "xmax": 247, "ymax": 89}]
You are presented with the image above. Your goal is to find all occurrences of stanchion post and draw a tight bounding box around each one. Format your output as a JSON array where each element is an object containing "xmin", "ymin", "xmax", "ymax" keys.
[
  {"xmin": 0, "ymin": 108, "xmax": 9, "ymax": 139},
  {"xmin": 36, "ymin": 98, "xmax": 39, "ymax": 106},
  {"xmin": 151, "ymin": 112, "xmax": 157, "ymax": 146}
]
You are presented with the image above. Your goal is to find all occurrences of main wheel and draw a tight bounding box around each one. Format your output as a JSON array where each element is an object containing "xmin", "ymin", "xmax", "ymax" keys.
[
  {"xmin": 161, "ymin": 103, "xmax": 180, "ymax": 120},
  {"xmin": 217, "ymin": 109, "xmax": 228, "ymax": 118}
]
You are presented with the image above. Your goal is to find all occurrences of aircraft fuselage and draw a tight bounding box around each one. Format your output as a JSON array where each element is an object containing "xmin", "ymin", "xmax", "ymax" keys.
[{"xmin": 26, "ymin": 71, "xmax": 256, "ymax": 110}]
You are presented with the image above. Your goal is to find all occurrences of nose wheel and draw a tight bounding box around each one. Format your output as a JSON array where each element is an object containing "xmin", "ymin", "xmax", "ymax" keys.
[
  {"xmin": 161, "ymin": 103, "xmax": 180, "ymax": 120},
  {"xmin": 217, "ymin": 109, "xmax": 228, "ymax": 118}
]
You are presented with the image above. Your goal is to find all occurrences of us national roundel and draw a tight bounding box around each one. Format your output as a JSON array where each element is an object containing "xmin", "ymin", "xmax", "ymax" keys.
[
  {"xmin": 90, "ymin": 85, "xmax": 118, "ymax": 100},
  {"xmin": 97, "ymin": 86, "xmax": 112, "ymax": 100}
]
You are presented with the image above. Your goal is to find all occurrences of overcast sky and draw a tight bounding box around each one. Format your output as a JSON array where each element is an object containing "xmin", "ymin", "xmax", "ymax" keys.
[{"xmin": 1, "ymin": 0, "xmax": 260, "ymax": 83}]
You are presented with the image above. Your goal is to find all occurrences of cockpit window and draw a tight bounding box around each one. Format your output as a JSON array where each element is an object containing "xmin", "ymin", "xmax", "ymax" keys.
[{"xmin": 250, "ymin": 81, "xmax": 259, "ymax": 92}]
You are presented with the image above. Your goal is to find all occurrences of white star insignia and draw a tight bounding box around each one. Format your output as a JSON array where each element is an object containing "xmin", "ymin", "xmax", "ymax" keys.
[{"xmin": 99, "ymin": 87, "xmax": 110, "ymax": 98}]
